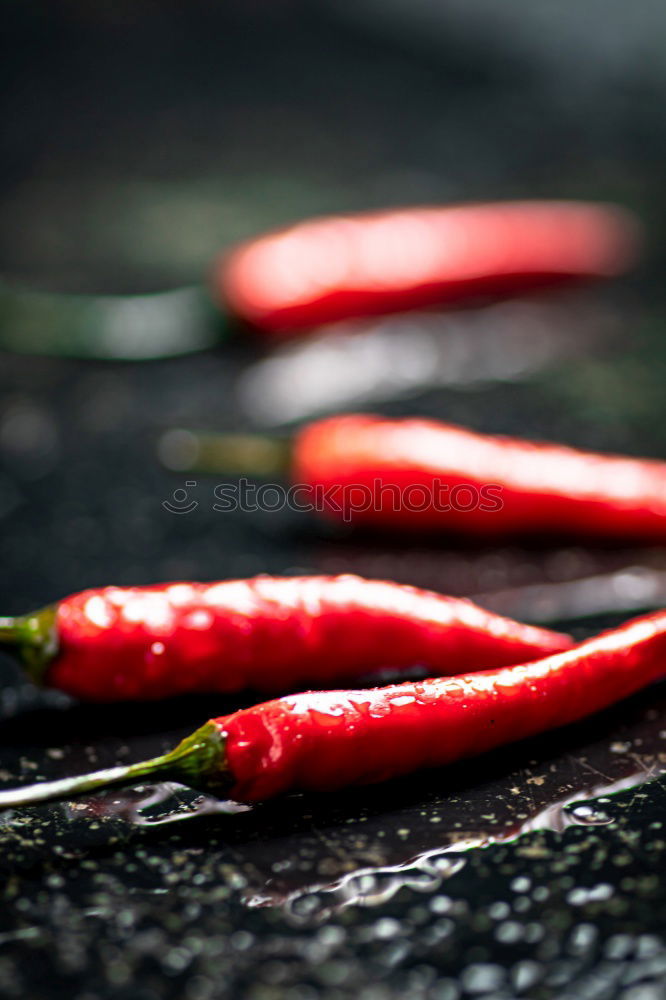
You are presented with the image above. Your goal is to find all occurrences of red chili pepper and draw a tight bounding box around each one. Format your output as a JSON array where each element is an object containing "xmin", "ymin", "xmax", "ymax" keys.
[
  {"xmin": 0, "ymin": 610, "xmax": 663, "ymax": 811},
  {"xmin": 292, "ymin": 415, "xmax": 666, "ymax": 539},
  {"xmin": 0, "ymin": 575, "xmax": 570, "ymax": 701},
  {"xmin": 170, "ymin": 415, "xmax": 666, "ymax": 541},
  {"xmin": 216, "ymin": 201, "xmax": 640, "ymax": 334}
]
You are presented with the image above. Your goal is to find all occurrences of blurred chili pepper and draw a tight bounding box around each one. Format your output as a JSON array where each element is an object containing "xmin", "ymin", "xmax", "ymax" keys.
[
  {"xmin": 165, "ymin": 414, "xmax": 666, "ymax": 541},
  {"xmin": 0, "ymin": 609, "xmax": 664, "ymax": 811},
  {"xmin": 216, "ymin": 201, "xmax": 640, "ymax": 334},
  {"xmin": 0, "ymin": 201, "xmax": 640, "ymax": 359},
  {"xmin": 0, "ymin": 574, "xmax": 570, "ymax": 701}
]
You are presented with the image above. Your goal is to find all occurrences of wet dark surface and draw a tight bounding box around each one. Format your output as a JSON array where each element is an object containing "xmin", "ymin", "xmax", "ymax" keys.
[{"xmin": 2, "ymin": 3, "xmax": 666, "ymax": 998}]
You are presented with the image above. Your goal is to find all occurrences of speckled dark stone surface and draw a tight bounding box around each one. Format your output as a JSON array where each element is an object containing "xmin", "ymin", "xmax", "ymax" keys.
[{"xmin": 1, "ymin": 4, "xmax": 666, "ymax": 998}]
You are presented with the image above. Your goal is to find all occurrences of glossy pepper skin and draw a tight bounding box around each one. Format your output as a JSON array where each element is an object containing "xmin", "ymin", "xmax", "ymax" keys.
[
  {"xmin": 292, "ymin": 415, "xmax": 666, "ymax": 540},
  {"xmin": 6, "ymin": 575, "xmax": 570, "ymax": 701},
  {"xmin": 216, "ymin": 201, "xmax": 640, "ymax": 334},
  {"xmin": 218, "ymin": 610, "xmax": 666, "ymax": 802}
]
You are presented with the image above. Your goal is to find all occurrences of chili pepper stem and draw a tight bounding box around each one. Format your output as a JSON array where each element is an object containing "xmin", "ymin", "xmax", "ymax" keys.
[
  {"xmin": 159, "ymin": 429, "xmax": 291, "ymax": 477},
  {"xmin": 0, "ymin": 606, "xmax": 58, "ymax": 686},
  {"xmin": 0, "ymin": 721, "xmax": 229, "ymax": 812},
  {"xmin": 0, "ymin": 618, "xmax": 18, "ymax": 641}
]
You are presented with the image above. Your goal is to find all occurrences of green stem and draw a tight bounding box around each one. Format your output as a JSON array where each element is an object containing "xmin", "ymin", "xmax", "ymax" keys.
[
  {"xmin": 0, "ymin": 618, "xmax": 20, "ymax": 643},
  {"xmin": 0, "ymin": 606, "xmax": 59, "ymax": 686},
  {"xmin": 0, "ymin": 282, "xmax": 223, "ymax": 360},
  {"xmin": 159, "ymin": 429, "xmax": 292, "ymax": 478},
  {"xmin": 0, "ymin": 721, "xmax": 229, "ymax": 812}
]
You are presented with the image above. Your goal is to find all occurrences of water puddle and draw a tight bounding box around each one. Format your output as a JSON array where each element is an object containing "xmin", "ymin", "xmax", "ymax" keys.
[
  {"xmin": 68, "ymin": 782, "xmax": 251, "ymax": 826},
  {"xmin": 239, "ymin": 768, "xmax": 652, "ymax": 920}
]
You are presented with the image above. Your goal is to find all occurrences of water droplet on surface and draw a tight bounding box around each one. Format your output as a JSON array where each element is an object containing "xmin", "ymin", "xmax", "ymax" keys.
[
  {"xmin": 567, "ymin": 804, "xmax": 613, "ymax": 826},
  {"xmin": 461, "ymin": 962, "xmax": 506, "ymax": 994}
]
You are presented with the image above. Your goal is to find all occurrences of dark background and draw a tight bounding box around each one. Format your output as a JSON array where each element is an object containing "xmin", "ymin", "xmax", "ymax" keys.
[{"xmin": 1, "ymin": 3, "xmax": 666, "ymax": 998}]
